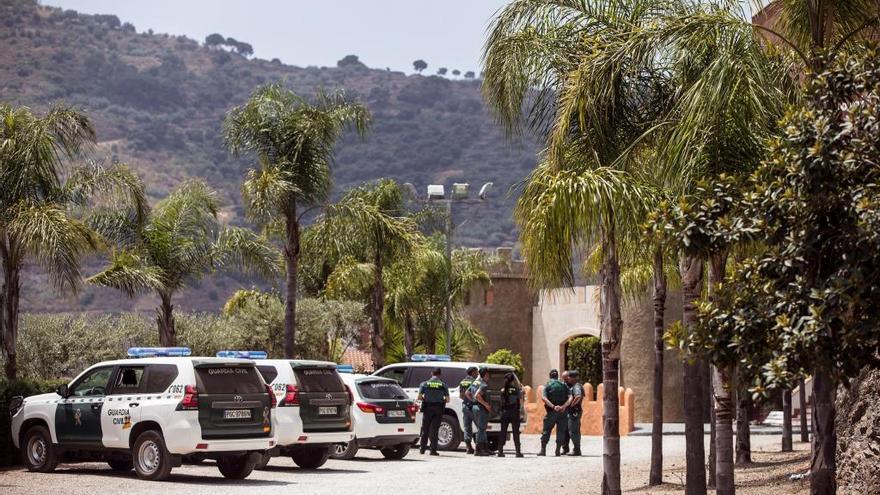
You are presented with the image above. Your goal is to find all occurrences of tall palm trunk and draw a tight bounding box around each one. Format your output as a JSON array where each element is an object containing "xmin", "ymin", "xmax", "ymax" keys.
[
  {"xmin": 649, "ymin": 248, "xmax": 667, "ymax": 486},
  {"xmin": 283, "ymin": 209, "xmax": 300, "ymax": 359},
  {"xmin": 782, "ymin": 388, "xmax": 793, "ymax": 452},
  {"xmin": 709, "ymin": 253, "xmax": 733, "ymax": 495},
  {"xmin": 810, "ymin": 367, "xmax": 836, "ymax": 495},
  {"xmin": 599, "ymin": 215, "xmax": 623, "ymax": 495},
  {"xmin": 370, "ymin": 253, "xmax": 386, "ymax": 369},
  {"xmin": 680, "ymin": 254, "xmax": 706, "ymax": 495},
  {"xmin": 403, "ymin": 311, "xmax": 415, "ymax": 358},
  {"xmin": 156, "ymin": 291, "xmax": 176, "ymax": 346},
  {"xmin": 1, "ymin": 249, "xmax": 21, "ymax": 380},
  {"xmin": 799, "ymin": 378, "xmax": 809, "ymax": 442},
  {"xmin": 735, "ymin": 387, "xmax": 753, "ymax": 464}
]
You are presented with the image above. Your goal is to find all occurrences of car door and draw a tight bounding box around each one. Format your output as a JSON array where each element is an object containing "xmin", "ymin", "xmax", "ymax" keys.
[
  {"xmin": 292, "ymin": 364, "xmax": 350, "ymax": 432},
  {"xmin": 56, "ymin": 366, "xmax": 115, "ymax": 445},
  {"xmin": 374, "ymin": 366, "xmax": 412, "ymax": 399},
  {"xmin": 403, "ymin": 367, "xmax": 433, "ymax": 401},
  {"xmin": 101, "ymin": 365, "xmax": 144, "ymax": 448}
]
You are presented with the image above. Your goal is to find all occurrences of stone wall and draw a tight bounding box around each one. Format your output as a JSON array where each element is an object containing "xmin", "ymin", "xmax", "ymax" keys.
[
  {"xmin": 836, "ymin": 367, "xmax": 880, "ymax": 494},
  {"xmin": 521, "ymin": 384, "xmax": 636, "ymax": 436}
]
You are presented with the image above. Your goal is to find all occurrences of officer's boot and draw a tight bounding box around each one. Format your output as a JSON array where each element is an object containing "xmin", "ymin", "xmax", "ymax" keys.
[
  {"xmin": 570, "ymin": 446, "xmax": 582, "ymax": 457},
  {"xmin": 496, "ymin": 440, "xmax": 505, "ymax": 457},
  {"xmin": 555, "ymin": 444, "xmax": 562, "ymax": 457},
  {"xmin": 538, "ymin": 442, "xmax": 547, "ymax": 456},
  {"xmin": 514, "ymin": 438, "xmax": 524, "ymax": 458},
  {"xmin": 475, "ymin": 442, "xmax": 491, "ymax": 457},
  {"xmin": 465, "ymin": 440, "xmax": 474, "ymax": 454}
]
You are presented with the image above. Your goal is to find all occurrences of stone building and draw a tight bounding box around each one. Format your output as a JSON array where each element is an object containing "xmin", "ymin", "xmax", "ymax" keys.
[{"xmin": 463, "ymin": 248, "xmax": 686, "ymax": 423}]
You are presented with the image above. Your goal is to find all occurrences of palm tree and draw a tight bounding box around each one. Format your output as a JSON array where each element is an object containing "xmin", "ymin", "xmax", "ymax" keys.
[
  {"xmin": 224, "ymin": 85, "xmax": 370, "ymax": 358},
  {"xmin": 484, "ymin": 1, "xmax": 671, "ymax": 491},
  {"xmin": 0, "ymin": 103, "xmax": 147, "ymax": 379},
  {"xmin": 89, "ymin": 180, "xmax": 281, "ymax": 345}
]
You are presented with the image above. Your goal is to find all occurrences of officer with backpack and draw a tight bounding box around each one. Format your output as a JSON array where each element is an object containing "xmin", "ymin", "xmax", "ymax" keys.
[
  {"xmin": 539, "ymin": 369, "xmax": 570, "ymax": 456},
  {"xmin": 497, "ymin": 371, "xmax": 524, "ymax": 458},
  {"xmin": 468, "ymin": 367, "xmax": 493, "ymax": 456},
  {"xmin": 458, "ymin": 366, "xmax": 479, "ymax": 454},
  {"xmin": 417, "ymin": 368, "xmax": 449, "ymax": 455}
]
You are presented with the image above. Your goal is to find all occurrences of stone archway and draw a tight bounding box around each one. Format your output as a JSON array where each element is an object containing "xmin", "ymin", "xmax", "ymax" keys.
[{"xmin": 560, "ymin": 331, "xmax": 600, "ymax": 382}]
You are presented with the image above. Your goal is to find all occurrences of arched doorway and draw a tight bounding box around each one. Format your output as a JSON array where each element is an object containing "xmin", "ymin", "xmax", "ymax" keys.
[{"xmin": 560, "ymin": 333, "xmax": 602, "ymax": 386}]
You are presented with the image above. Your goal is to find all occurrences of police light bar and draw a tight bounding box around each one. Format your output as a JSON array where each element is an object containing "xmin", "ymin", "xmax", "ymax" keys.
[
  {"xmin": 216, "ymin": 350, "xmax": 268, "ymax": 359},
  {"xmin": 336, "ymin": 364, "xmax": 355, "ymax": 373},
  {"xmin": 127, "ymin": 347, "xmax": 191, "ymax": 358},
  {"xmin": 410, "ymin": 354, "xmax": 451, "ymax": 362}
]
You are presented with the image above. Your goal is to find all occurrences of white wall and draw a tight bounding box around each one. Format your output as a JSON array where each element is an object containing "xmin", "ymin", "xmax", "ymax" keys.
[{"xmin": 531, "ymin": 286, "xmax": 601, "ymax": 387}]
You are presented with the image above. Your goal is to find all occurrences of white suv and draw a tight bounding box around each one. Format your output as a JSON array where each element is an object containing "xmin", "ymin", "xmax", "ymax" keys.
[
  {"xmin": 330, "ymin": 373, "xmax": 421, "ymax": 460},
  {"xmin": 252, "ymin": 358, "xmax": 354, "ymax": 469},
  {"xmin": 372, "ymin": 356, "xmax": 524, "ymax": 451},
  {"xmin": 10, "ymin": 348, "xmax": 277, "ymax": 481}
]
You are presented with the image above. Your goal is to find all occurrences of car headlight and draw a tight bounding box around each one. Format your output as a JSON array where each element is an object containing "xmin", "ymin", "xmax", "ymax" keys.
[{"xmin": 9, "ymin": 396, "xmax": 24, "ymax": 417}]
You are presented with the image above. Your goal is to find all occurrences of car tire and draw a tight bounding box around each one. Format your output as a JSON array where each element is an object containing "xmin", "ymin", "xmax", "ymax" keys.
[
  {"xmin": 330, "ymin": 441, "xmax": 359, "ymax": 460},
  {"xmin": 254, "ymin": 452, "xmax": 272, "ymax": 470},
  {"xmin": 22, "ymin": 425, "xmax": 58, "ymax": 473},
  {"xmin": 107, "ymin": 458, "xmax": 133, "ymax": 471},
  {"xmin": 132, "ymin": 430, "xmax": 173, "ymax": 481},
  {"xmin": 486, "ymin": 436, "xmax": 499, "ymax": 452},
  {"xmin": 217, "ymin": 455, "xmax": 256, "ymax": 480},
  {"xmin": 438, "ymin": 414, "xmax": 462, "ymax": 451},
  {"xmin": 291, "ymin": 446, "xmax": 330, "ymax": 469},
  {"xmin": 380, "ymin": 444, "xmax": 411, "ymax": 460}
]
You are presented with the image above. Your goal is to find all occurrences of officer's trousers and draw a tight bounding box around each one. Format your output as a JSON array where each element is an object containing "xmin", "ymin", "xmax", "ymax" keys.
[
  {"xmin": 540, "ymin": 408, "xmax": 567, "ymax": 446},
  {"xmin": 567, "ymin": 409, "xmax": 582, "ymax": 450},
  {"xmin": 471, "ymin": 404, "xmax": 489, "ymax": 444},
  {"xmin": 461, "ymin": 404, "xmax": 475, "ymax": 443},
  {"xmin": 498, "ymin": 408, "xmax": 521, "ymax": 452},
  {"xmin": 420, "ymin": 403, "xmax": 444, "ymax": 452}
]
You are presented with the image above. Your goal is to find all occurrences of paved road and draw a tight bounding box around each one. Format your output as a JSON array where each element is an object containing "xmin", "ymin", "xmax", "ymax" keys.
[{"xmin": 1, "ymin": 433, "xmax": 784, "ymax": 495}]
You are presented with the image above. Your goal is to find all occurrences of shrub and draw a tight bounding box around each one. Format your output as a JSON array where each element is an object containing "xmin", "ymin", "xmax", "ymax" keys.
[
  {"xmin": 566, "ymin": 335, "xmax": 602, "ymax": 386},
  {"xmin": 486, "ymin": 348, "xmax": 524, "ymax": 378},
  {"xmin": 1, "ymin": 378, "xmax": 67, "ymax": 467}
]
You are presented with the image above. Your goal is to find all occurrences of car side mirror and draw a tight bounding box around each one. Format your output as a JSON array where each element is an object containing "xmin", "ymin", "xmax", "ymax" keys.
[{"xmin": 56, "ymin": 384, "xmax": 68, "ymax": 398}]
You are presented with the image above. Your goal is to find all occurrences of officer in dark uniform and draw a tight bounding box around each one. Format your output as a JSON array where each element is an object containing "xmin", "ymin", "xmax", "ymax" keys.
[
  {"xmin": 564, "ymin": 370, "xmax": 584, "ymax": 456},
  {"xmin": 468, "ymin": 367, "xmax": 493, "ymax": 456},
  {"xmin": 497, "ymin": 372, "xmax": 524, "ymax": 458},
  {"xmin": 539, "ymin": 369, "xmax": 569, "ymax": 456},
  {"xmin": 458, "ymin": 366, "xmax": 478, "ymax": 454},
  {"xmin": 418, "ymin": 368, "xmax": 449, "ymax": 455}
]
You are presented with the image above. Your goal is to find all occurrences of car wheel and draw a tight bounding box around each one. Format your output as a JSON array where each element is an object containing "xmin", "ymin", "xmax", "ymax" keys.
[
  {"xmin": 133, "ymin": 430, "xmax": 173, "ymax": 481},
  {"xmin": 380, "ymin": 444, "xmax": 411, "ymax": 460},
  {"xmin": 107, "ymin": 458, "xmax": 133, "ymax": 471},
  {"xmin": 437, "ymin": 414, "xmax": 462, "ymax": 451},
  {"xmin": 217, "ymin": 455, "xmax": 256, "ymax": 480},
  {"xmin": 330, "ymin": 441, "xmax": 359, "ymax": 460},
  {"xmin": 291, "ymin": 446, "xmax": 331, "ymax": 469},
  {"xmin": 254, "ymin": 452, "xmax": 272, "ymax": 470},
  {"xmin": 22, "ymin": 425, "xmax": 58, "ymax": 473}
]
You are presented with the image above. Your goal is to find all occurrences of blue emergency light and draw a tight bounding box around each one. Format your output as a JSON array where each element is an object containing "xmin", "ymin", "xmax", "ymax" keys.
[
  {"xmin": 409, "ymin": 354, "xmax": 451, "ymax": 362},
  {"xmin": 216, "ymin": 350, "xmax": 268, "ymax": 359},
  {"xmin": 127, "ymin": 347, "xmax": 192, "ymax": 358},
  {"xmin": 336, "ymin": 364, "xmax": 355, "ymax": 373}
]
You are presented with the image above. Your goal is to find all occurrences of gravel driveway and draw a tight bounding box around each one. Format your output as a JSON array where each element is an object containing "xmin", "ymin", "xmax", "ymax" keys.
[{"xmin": 1, "ymin": 433, "xmax": 785, "ymax": 495}]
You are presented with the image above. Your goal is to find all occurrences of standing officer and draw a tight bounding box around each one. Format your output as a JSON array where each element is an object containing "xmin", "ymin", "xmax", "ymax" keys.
[
  {"xmin": 458, "ymin": 366, "xmax": 479, "ymax": 454},
  {"xmin": 418, "ymin": 368, "xmax": 449, "ymax": 456},
  {"xmin": 564, "ymin": 370, "xmax": 584, "ymax": 456},
  {"xmin": 469, "ymin": 367, "xmax": 493, "ymax": 456},
  {"xmin": 497, "ymin": 372, "xmax": 524, "ymax": 458},
  {"xmin": 539, "ymin": 369, "xmax": 569, "ymax": 456},
  {"xmin": 560, "ymin": 370, "xmax": 572, "ymax": 455}
]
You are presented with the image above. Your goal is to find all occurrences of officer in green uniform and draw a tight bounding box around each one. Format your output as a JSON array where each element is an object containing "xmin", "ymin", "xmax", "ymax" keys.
[
  {"xmin": 458, "ymin": 366, "xmax": 478, "ymax": 454},
  {"xmin": 539, "ymin": 369, "xmax": 569, "ymax": 456},
  {"xmin": 564, "ymin": 370, "xmax": 584, "ymax": 456},
  {"xmin": 468, "ymin": 367, "xmax": 493, "ymax": 457},
  {"xmin": 417, "ymin": 368, "xmax": 449, "ymax": 455},
  {"xmin": 497, "ymin": 372, "xmax": 524, "ymax": 458}
]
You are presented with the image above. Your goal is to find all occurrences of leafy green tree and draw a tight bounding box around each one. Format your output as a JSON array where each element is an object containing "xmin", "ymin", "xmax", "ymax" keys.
[
  {"xmin": 486, "ymin": 348, "xmax": 524, "ymax": 379},
  {"xmin": 451, "ymin": 69, "xmax": 460, "ymax": 76},
  {"xmin": 224, "ymin": 85, "xmax": 370, "ymax": 358},
  {"xmin": 412, "ymin": 59, "xmax": 427, "ymax": 72},
  {"xmin": 0, "ymin": 103, "xmax": 146, "ymax": 379},
  {"xmin": 89, "ymin": 179, "xmax": 280, "ymax": 346},
  {"xmin": 337, "ymin": 54, "xmax": 366, "ymax": 69},
  {"xmin": 205, "ymin": 33, "xmax": 225, "ymax": 46},
  {"xmin": 464, "ymin": 71, "xmax": 475, "ymax": 79},
  {"xmin": 437, "ymin": 67, "xmax": 447, "ymax": 76},
  {"xmin": 565, "ymin": 336, "xmax": 602, "ymax": 388}
]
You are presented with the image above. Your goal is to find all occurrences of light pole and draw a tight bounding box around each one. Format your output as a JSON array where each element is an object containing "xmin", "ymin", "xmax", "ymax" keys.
[{"xmin": 404, "ymin": 182, "xmax": 492, "ymax": 355}]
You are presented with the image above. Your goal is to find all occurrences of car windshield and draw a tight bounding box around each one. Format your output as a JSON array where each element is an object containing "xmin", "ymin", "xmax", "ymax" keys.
[
  {"xmin": 294, "ymin": 368, "xmax": 345, "ymax": 392},
  {"xmin": 357, "ymin": 380, "xmax": 409, "ymax": 400},
  {"xmin": 195, "ymin": 365, "xmax": 265, "ymax": 394}
]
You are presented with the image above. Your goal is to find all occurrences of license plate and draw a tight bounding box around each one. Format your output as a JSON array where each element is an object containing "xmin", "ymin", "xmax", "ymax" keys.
[
  {"xmin": 387, "ymin": 410, "xmax": 405, "ymax": 418},
  {"xmin": 318, "ymin": 406, "xmax": 337, "ymax": 415},
  {"xmin": 224, "ymin": 409, "xmax": 251, "ymax": 419}
]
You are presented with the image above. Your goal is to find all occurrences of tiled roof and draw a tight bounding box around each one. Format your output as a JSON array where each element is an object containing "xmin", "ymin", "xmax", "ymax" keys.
[{"xmin": 341, "ymin": 348, "xmax": 374, "ymax": 373}]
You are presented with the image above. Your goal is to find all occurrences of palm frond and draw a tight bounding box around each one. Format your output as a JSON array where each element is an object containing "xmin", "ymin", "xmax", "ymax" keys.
[
  {"xmin": 213, "ymin": 226, "xmax": 283, "ymax": 281},
  {"xmin": 86, "ymin": 249, "xmax": 164, "ymax": 297}
]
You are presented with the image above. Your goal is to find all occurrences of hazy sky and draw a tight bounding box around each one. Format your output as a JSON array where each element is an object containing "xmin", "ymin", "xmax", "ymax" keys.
[{"xmin": 47, "ymin": 1, "xmax": 511, "ymax": 74}]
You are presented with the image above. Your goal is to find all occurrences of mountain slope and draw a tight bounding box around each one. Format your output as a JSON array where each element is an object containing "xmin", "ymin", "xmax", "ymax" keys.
[{"xmin": 0, "ymin": 0, "xmax": 538, "ymax": 313}]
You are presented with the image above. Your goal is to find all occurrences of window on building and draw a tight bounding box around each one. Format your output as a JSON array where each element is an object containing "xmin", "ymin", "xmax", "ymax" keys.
[{"xmin": 484, "ymin": 287, "xmax": 494, "ymax": 306}]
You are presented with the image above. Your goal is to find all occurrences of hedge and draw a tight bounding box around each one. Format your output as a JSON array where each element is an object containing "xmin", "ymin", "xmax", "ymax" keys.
[{"xmin": 1, "ymin": 378, "xmax": 66, "ymax": 467}]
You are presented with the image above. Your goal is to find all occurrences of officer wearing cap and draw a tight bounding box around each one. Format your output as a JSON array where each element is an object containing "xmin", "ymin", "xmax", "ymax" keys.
[
  {"xmin": 564, "ymin": 370, "xmax": 584, "ymax": 456},
  {"xmin": 458, "ymin": 366, "xmax": 479, "ymax": 454},
  {"xmin": 418, "ymin": 367, "xmax": 449, "ymax": 455},
  {"xmin": 539, "ymin": 369, "xmax": 569, "ymax": 456},
  {"xmin": 468, "ymin": 367, "xmax": 493, "ymax": 456}
]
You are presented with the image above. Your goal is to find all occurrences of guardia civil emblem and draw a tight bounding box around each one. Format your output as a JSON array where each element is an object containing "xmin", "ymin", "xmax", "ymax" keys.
[{"xmin": 74, "ymin": 408, "xmax": 83, "ymax": 426}]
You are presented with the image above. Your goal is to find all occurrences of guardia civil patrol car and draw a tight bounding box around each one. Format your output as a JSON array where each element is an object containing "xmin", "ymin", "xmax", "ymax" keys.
[
  {"xmin": 246, "ymin": 354, "xmax": 354, "ymax": 469},
  {"xmin": 9, "ymin": 348, "xmax": 277, "ymax": 481},
  {"xmin": 372, "ymin": 354, "xmax": 524, "ymax": 451}
]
